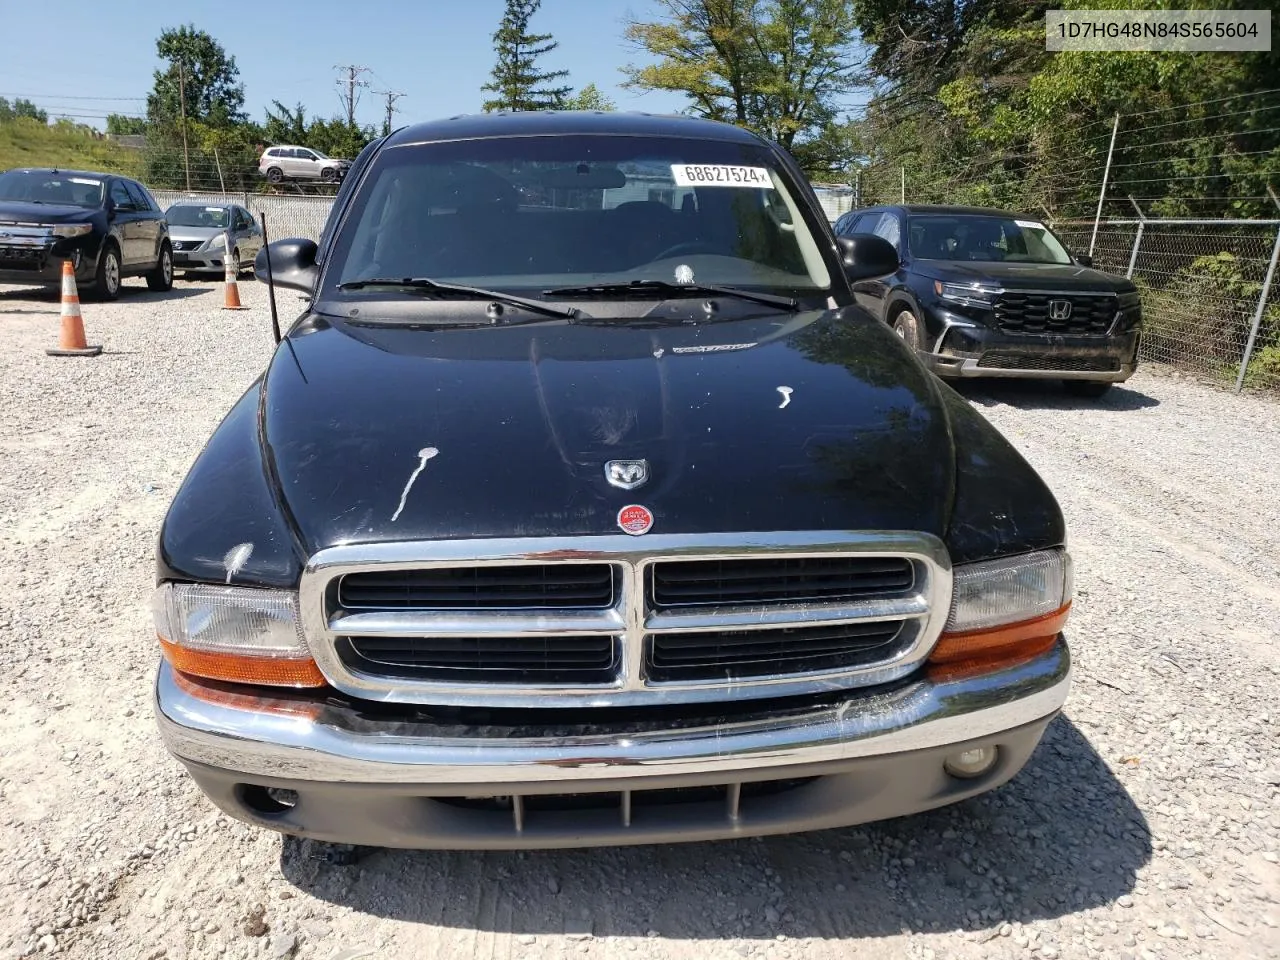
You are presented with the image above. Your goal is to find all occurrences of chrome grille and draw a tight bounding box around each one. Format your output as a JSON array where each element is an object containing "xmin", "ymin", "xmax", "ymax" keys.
[
  {"xmin": 993, "ymin": 292, "xmax": 1117, "ymax": 336},
  {"xmin": 300, "ymin": 532, "xmax": 952, "ymax": 708}
]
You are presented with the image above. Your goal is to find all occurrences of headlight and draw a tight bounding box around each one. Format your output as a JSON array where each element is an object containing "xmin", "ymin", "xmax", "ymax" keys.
[
  {"xmin": 204, "ymin": 234, "xmax": 226, "ymax": 251},
  {"xmin": 929, "ymin": 549, "xmax": 1072, "ymax": 671},
  {"xmin": 934, "ymin": 280, "xmax": 999, "ymax": 308},
  {"xmin": 50, "ymin": 224, "xmax": 93, "ymax": 238},
  {"xmin": 152, "ymin": 583, "xmax": 325, "ymax": 687}
]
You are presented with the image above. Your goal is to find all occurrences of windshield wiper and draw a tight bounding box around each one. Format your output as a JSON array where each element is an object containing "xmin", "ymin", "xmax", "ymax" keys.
[
  {"xmin": 543, "ymin": 280, "xmax": 799, "ymax": 312},
  {"xmin": 337, "ymin": 277, "xmax": 577, "ymax": 320}
]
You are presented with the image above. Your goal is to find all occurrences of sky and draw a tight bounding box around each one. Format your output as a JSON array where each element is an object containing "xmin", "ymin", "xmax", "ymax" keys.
[{"xmin": 0, "ymin": 0, "xmax": 692, "ymax": 131}]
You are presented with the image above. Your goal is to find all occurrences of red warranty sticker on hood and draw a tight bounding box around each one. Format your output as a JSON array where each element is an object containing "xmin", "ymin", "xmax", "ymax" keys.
[{"xmin": 617, "ymin": 504, "xmax": 654, "ymax": 536}]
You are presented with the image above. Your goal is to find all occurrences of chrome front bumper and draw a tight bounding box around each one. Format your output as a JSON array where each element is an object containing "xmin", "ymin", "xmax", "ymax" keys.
[{"xmin": 155, "ymin": 638, "xmax": 1070, "ymax": 786}]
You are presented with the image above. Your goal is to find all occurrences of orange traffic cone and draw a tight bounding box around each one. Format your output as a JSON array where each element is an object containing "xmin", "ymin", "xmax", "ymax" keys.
[
  {"xmin": 222, "ymin": 235, "xmax": 249, "ymax": 311},
  {"xmin": 46, "ymin": 260, "xmax": 102, "ymax": 357}
]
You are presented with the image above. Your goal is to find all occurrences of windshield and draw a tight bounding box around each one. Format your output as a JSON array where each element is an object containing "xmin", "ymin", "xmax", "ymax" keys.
[
  {"xmin": 311, "ymin": 148, "xmax": 330, "ymax": 159},
  {"xmin": 0, "ymin": 171, "xmax": 104, "ymax": 208},
  {"xmin": 166, "ymin": 205, "xmax": 230, "ymax": 228},
  {"xmin": 325, "ymin": 135, "xmax": 832, "ymax": 299},
  {"xmin": 908, "ymin": 215, "xmax": 1073, "ymax": 265}
]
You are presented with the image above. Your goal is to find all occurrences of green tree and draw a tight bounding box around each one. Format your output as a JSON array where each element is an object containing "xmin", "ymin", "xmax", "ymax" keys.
[
  {"xmin": 0, "ymin": 97, "xmax": 49, "ymax": 124},
  {"xmin": 564, "ymin": 83, "xmax": 616, "ymax": 111},
  {"xmin": 261, "ymin": 101, "xmax": 374, "ymax": 159},
  {"xmin": 146, "ymin": 25, "xmax": 247, "ymax": 128},
  {"xmin": 624, "ymin": 0, "xmax": 865, "ymax": 158},
  {"xmin": 481, "ymin": 0, "xmax": 571, "ymax": 111},
  {"xmin": 847, "ymin": 0, "xmax": 1280, "ymax": 217},
  {"xmin": 106, "ymin": 114, "xmax": 147, "ymax": 136},
  {"xmin": 262, "ymin": 101, "xmax": 309, "ymax": 145}
]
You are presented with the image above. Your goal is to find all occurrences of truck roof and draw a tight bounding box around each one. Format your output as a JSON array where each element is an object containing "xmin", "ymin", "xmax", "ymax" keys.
[{"xmin": 386, "ymin": 111, "xmax": 768, "ymax": 147}]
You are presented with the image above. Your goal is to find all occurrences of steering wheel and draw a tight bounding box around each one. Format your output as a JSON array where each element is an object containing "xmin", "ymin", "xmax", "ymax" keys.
[{"xmin": 652, "ymin": 240, "xmax": 721, "ymax": 261}]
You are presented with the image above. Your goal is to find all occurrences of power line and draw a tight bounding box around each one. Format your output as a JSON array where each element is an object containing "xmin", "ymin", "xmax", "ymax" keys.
[{"xmin": 0, "ymin": 92, "xmax": 145, "ymax": 101}]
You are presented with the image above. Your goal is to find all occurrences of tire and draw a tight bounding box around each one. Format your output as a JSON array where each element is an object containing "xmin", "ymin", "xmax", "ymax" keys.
[
  {"xmin": 1064, "ymin": 380, "xmax": 1112, "ymax": 398},
  {"xmin": 320, "ymin": 167, "xmax": 337, "ymax": 183},
  {"xmin": 266, "ymin": 167, "xmax": 283, "ymax": 184},
  {"xmin": 146, "ymin": 242, "xmax": 174, "ymax": 292},
  {"xmin": 89, "ymin": 242, "xmax": 122, "ymax": 301},
  {"xmin": 227, "ymin": 247, "xmax": 241, "ymax": 276},
  {"xmin": 891, "ymin": 307, "xmax": 923, "ymax": 352}
]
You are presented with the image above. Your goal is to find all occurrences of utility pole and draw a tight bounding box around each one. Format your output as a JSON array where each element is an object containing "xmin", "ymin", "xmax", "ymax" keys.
[
  {"xmin": 178, "ymin": 61, "xmax": 191, "ymax": 191},
  {"xmin": 376, "ymin": 89, "xmax": 406, "ymax": 136},
  {"xmin": 334, "ymin": 64, "xmax": 371, "ymax": 128}
]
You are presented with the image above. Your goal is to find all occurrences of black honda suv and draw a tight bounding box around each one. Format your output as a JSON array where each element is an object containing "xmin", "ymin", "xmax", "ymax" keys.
[
  {"xmin": 833, "ymin": 204, "xmax": 1141, "ymax": 397},
  {"xmin": 0, "ymin": 168, "xmax": 174, "ymax": 299}
]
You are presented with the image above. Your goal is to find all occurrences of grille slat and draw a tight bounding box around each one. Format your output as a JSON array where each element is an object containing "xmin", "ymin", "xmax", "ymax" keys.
[
  {"xmin": 345, "ymin": 634, "xmax": 618, "ymax": 683},
  {"xmin": 648, "ymin": 622, "xmax": 906, "ymax": 681},
  {"xmin": 994, "ymin": 292, "xmax": 1117, "ymax": 336},
  {"xmin": 977, "ymin": 352, "xmax": 1119, "ymax": 372},
  {"xmin": 652, "ymin": 557, "xmax": 914, "ymax": 607},
  {"xmin": 340, "ymin": 564, "xmax": 615, "ymax": 610}
]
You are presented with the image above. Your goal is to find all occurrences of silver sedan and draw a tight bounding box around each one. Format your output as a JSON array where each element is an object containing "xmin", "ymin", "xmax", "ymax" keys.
[{"xmin": 165, "ymin": 202, "xmax": 263, "ymax": 276}]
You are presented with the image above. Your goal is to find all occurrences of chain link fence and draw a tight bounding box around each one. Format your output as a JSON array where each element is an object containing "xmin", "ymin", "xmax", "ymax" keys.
[
  {"xmin": 151, "ymin": 189, "xmax": 334, "ymax": 245},
  {"xmin": 1055, "ymin": 218, "xmax": 1280, "ymax": 391}
]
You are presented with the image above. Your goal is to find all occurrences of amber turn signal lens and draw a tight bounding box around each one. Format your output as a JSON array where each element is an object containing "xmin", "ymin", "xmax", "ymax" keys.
[
  {"xmin": 929, "ymin": 603, "xmax": 1071, "ymax": 665},
  {"xmin": 160, "ymin": 638, "xmax": 327, "ymax": 688}
]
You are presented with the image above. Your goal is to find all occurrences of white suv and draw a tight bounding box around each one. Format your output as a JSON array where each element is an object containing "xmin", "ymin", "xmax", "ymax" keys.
[{"xmin": 258, "ymin": 146, "xmax": 351, "ymax": 184}]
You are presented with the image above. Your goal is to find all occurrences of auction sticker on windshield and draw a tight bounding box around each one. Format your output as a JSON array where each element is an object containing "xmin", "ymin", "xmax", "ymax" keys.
[{"xmin": 672, "ymin": 165, "xmax": 772, "ymax": 187}]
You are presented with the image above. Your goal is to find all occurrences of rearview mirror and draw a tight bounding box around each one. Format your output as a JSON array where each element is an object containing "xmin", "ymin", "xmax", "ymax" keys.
[
  {"xmin": 1075, "ymin": 253, "xmax": 1094, "ymax": 268},
  {"xmin": 255, "ymin": 238, "xmax": 318, "ymax": 294},
  {"xmin": 837, "ymin": 233, "xmax": 899, "ymax": 282}
]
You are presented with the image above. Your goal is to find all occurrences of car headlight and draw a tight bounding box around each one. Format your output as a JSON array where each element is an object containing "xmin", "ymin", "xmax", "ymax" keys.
[
  {"xmin": 928, "ymin": 549, "xmax": 1072, "ymax": 672},
  {"xmin": 204, "ymin": 234, "xmax": 226, "ymax": 251},
  {"xmin": 50, "ymin": 224, "xmax": 93, "ymax": 238},
  {"xmin": 152, "ymin": 583, "xmax": 325, "ymax": 687},
  {"xmin": 934, "ymin": 280, "xmax": 999, "ymax": 308}
]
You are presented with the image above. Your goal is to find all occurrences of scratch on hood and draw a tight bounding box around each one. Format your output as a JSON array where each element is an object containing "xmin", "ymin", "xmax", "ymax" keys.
[{"xmin": 390, "ymin": 447, "xmax": 439, "ymax": 522}]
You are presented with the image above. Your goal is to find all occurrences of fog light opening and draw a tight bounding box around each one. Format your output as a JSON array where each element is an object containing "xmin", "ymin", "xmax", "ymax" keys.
[
  {"xmin": 944, "ymin": 746, "xmax": 999, "ymax": 780},
  {"xmin": 239, "ymin": 784, "xmax": 298, "ymax": 815}
]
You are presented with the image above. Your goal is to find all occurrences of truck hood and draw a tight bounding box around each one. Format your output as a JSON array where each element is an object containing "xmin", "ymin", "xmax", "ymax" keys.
[
  {"xmin": 259, "ymin": 308, "xmax": 956, "ymax": 550},
  {"xmin": 0, "ymin": 201, "xmax": 98, "ymax": 224},
  {"xmin": 915, "ymin": 259, "xmax": 1133, "ymax": 292}
]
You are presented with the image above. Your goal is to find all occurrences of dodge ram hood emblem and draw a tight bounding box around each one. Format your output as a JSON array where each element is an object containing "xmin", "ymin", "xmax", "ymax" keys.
[{"xmin": 605, "ymin": 459, "xmax": 649, "ymax": 490}]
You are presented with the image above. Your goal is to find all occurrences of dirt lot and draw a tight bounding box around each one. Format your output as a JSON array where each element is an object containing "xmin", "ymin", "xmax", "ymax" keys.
[{"xmin": 1, "ymin": 277, "xmax": 1278, "ymax": 960}]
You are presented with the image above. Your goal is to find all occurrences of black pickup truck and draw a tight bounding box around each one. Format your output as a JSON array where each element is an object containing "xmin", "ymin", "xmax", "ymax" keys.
[{"xmin": 152, "ymin": 112, "xmax": 1072, "ymax": 850}]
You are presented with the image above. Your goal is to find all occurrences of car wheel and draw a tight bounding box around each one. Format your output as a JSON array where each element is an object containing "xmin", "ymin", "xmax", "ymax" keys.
[
  {"xmin": 321, "ymin": 167, "xmax": 337, "ymax": 183},
  {"xmin": 89, "ymin": 243, "xmax": 122, "ymax": 301},
  {"xmin": 891, "ymin": 308, "xmax": 922, "ymax": 352},
  {"xmin": 1064, "ymin": 380, "xmax": 1112, "ymax": 398},
  {"xmin": 266, "ymin": 167, "xmax": 283, "ymax": 184},
  {"xmin": 227, "ymin": 247, "xmax": 241, "ymax": 277},
  {"xmin": 146, "ymin": 242, "xmax": 174, "ymax": 292}
]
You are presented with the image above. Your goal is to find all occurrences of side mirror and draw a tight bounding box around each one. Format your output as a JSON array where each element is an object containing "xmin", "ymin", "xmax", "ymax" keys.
[
  {"xmin": 1075, "ymin": 253, "xmax": 1094, "ymax": 268},
  {"xmin": 837, "ymin": 233, "xmax": 900, "ymax": 282},
  {"xmin": 255, "ymin": 238, "xmax": 318, "ymax": 294}
]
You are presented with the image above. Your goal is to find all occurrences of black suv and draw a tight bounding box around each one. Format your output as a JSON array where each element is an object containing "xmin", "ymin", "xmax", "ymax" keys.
[
  {"xmin": 833, "ymin": 204, "xmax": 1141, "ymax": 397},
  {"xmin": 0, "ymin": 168, "xmax": 174, "ymax": 299}
]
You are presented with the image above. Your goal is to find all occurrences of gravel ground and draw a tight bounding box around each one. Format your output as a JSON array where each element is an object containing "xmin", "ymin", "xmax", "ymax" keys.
[{"xmin": 1, "ymin": 277, "xmax": 1277, "ymax": 960}]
